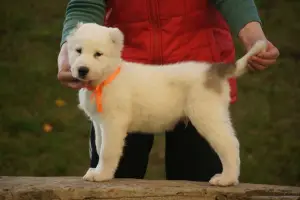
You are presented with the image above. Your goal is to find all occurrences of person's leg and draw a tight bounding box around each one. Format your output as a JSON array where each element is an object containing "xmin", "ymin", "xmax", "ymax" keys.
[
  {"xmin": 114, "ymin": 133, "xmax": 154, "ymax": 178},
  {"xmin": 89, "ymin": 124, "xmax": 154, "ymax": 179},
  {"xmin": 89, "ymin": 124, "xmax": 99, "ymax": 168},
  {"xmin": 165, "ymin": 122, "xmax": 222, "ymax": 181}
]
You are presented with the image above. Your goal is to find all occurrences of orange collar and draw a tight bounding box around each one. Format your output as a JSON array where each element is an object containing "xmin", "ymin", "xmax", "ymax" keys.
[{"xmin": 85, "ymin": 66, "xmax": 121, "ymax": 112}]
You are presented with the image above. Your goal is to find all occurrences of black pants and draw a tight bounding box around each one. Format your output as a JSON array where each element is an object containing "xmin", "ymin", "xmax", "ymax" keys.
[{"xmin": 89, "ymin": 122, "xmax": 222, "ymax": 181}]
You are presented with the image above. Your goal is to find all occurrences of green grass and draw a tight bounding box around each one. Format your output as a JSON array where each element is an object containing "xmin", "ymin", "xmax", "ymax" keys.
[{"xmin": 1, "ymin": 0, "xmax": 300, "ymax": 186}]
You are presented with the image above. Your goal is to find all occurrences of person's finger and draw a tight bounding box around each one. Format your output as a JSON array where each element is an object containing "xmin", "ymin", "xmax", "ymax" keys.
[
  {"xmin": 57, "ymin": 71, "xmax": 78, "ymax": 82},
  {"xmin": 248, "ymin": 60, "xmax": 266, "ymax": 71},
  {"xmin": 257, "ymin": 44, "xmax": 280, "ymax": 59},
  {"xmin": 247, "ymin": 63, "xmax": 256, "ymax": 72},
  {"xmin": 60, "ymin": 80, "xmax": 85, "ymax": 89},
  {"xmin": 67, "ymin": 82, "xmax": 85, "ymax": 89},
  {"xmin": 250, "ymin": 56, "xmax": 277, "ymax": 66},
  {"xmin": 257, "ymin": 50, "xmax": 279, "ymax": 60}
]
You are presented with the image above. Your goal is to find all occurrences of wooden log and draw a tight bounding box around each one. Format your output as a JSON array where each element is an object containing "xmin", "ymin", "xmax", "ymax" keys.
[{"xmin": 1, "ymin": 176, "xmax": 300, "ymax": 200}]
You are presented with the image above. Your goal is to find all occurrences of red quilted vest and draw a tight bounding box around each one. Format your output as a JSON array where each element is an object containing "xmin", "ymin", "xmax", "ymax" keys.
[{"xmin": 104, "ymin": 0, "xmax": 237, "ymax": 102}]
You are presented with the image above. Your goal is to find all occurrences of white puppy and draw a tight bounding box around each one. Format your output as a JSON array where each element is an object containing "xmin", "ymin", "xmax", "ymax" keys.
[{"xmin": 66, "ymin": 22, "xmax": 267, "ymax": 186}]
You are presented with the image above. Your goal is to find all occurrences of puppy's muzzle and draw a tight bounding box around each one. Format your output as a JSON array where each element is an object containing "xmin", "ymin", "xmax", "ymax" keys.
[{"xmin": 78, "ymin": 66, "xmax": 89, "ymax": 79}]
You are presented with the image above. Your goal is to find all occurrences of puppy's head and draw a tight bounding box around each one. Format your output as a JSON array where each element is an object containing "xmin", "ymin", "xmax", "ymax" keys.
[{"xmin": 66, "ymin": 23, "xmax": 124, "ymax": 82}]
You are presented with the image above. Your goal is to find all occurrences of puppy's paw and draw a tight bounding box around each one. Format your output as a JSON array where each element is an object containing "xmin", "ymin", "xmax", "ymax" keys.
[
  {"xmin": 209, "ymin": 173, "xmax": 239, "ymax": 187},
  {"xmin": 82, "ymin": 168, "xmax": 95, "ymax": 181},
  {"xmin": 82, "ymin": 168, "xmax": 113, "ymax": 182}
]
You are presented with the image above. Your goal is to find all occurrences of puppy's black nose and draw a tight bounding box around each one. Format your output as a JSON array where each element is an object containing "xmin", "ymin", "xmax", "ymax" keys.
[{"xmin": 78, "ymin": 66, "xmax": 89, "ymax": 78}]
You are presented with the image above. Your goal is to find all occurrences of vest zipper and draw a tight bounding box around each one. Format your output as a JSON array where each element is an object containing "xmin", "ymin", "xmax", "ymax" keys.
[{"xmin": 148, "ymin": 0, "xmax": 162, "ymax": 65}]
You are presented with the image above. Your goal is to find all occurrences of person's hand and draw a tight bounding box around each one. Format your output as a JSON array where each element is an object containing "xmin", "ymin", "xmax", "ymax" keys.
[
  {"xmin": 239, "ymin": 22, "xmax": 279, "ymax": 71},
  {"xmin": 248, "ymin": 40, "xmax": 279, "ymax": 71},
  {"xmin": 57, "ymin": 43, "xmax": 86, "ymax": 89}
]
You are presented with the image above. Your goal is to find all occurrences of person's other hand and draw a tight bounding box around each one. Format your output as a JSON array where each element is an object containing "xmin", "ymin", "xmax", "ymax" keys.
[
  {"xmin": 239, "ymin": 22, "xmax": 279, "ymax": 71},
  {"xmin": 57, "ymin": 43, "xmax": 85, "ymax": 89},
  {"xmin": 248, "ymin": 40, "xmax": 279, "ymax": 71}
]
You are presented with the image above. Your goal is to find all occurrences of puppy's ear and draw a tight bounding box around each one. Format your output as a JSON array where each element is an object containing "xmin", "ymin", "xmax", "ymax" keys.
[
  {"xmin": 72, "ymin": 22, "xmax": 84, "ymax": 35},
  {"xmin": 66, "ymin": 21, "xmax": 84, "ymax": 42},
  {"xmin": 109, "ymin": 28, "xmax": 124, "ymax": 46},
  {"xmin": 76, "ymin": 22, "xmax": 84, "ymax": 29}
]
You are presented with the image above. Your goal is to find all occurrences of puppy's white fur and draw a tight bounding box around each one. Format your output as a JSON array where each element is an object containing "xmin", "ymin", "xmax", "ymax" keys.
[{"xmin": 67, "ymin": 23, "xmax": 267, "ymax": 186}]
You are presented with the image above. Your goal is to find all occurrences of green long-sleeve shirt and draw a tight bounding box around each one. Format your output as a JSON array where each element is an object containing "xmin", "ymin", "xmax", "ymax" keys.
[{"xmin": 61, "ymin": 0, "xmax": 261, "ymax": 46}]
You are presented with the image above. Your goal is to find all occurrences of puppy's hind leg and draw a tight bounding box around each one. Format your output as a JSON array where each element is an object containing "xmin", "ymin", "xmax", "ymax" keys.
[
  {"xmin": 83, "ymin": 116, "xmax": 127, "ymax": 182},
  {"xmin": 185, "ymin": 98, "xmax": 240, "ymax": 186}
]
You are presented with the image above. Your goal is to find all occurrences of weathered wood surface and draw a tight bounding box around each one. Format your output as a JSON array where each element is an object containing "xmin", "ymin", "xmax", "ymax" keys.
[{"xmin": 1, "ymin": 176, "xmax": 300, "ymax": 200}]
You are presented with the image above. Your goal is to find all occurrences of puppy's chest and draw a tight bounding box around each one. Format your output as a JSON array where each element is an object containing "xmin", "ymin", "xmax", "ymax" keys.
[{"xmin": 78, "ymin": 89, "xmax": 98, "ymax": 116}]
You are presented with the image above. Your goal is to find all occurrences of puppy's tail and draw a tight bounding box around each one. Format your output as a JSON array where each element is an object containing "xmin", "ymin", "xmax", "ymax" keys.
[{"xmin": 210, "ymin": 40, "xmax": 267, "ymax": 79}]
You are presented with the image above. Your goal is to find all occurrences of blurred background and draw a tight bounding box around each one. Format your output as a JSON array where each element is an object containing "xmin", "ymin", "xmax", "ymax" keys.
[{"xmin": 1, "ymin": 0, "xmax": 300, "ymax": 186}]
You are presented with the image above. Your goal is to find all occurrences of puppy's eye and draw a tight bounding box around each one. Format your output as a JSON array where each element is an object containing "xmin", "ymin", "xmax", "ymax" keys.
[
  {"xmin": 76, "ymin": 48, "xmax": 82, "ymax": 54},
  {"xmin": 94, "ymin": 52, "xmax": 103, "ymax": 58}
]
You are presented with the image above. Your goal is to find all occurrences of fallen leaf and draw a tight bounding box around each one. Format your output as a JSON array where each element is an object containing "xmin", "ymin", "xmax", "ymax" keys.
[
  {"xmin": 43, "ymin": 123, "xmax": 53, "ymax": 133},
  {"xmin": 55, "ymin": 98, "xmax": 66, "ymax": 107}
]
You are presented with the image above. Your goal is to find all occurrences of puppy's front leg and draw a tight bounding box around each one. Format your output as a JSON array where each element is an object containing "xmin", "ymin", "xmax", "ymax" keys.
[
  {"xmin": 83, "ymin": 117, "xmax": 127, "ymax": 182},
  {"xmin": 82, "ymin": 120, "xmax": 102, "ymax": 180}
]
